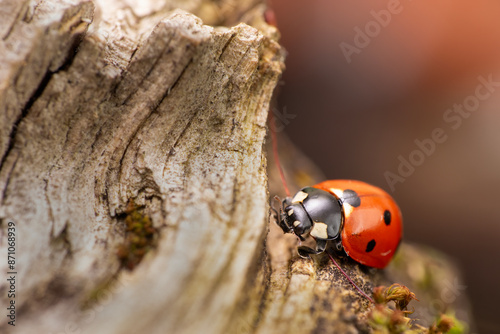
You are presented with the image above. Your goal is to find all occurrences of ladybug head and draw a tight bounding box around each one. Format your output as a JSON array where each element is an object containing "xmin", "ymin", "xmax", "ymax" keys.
[
  {"xmin": 279, "ymin": 199, "xmax": 313, "ymax": 240},
  {"xmin": 272, "ymin": 187, "xmax": 343, "ymax": 242}
]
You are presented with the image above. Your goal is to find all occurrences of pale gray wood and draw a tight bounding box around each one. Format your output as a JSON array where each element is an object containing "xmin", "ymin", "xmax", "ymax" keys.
[{"xmin": 0, "ymin": 1, "xmax": 283, "ymax": 333}]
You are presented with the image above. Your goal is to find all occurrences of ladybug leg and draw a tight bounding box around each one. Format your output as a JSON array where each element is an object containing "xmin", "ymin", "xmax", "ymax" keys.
[
  {"xmin": 276, "ymin": 213, "xmax": 293, "ymax": 234},
  {"xmin": 333, "ymin": 238, "xmax": 343, "ymax": 252},
  {"xmin": 315, "ymin": 239, "xmax": 327, "ymax": 253},
  {"xmin": 269, "ymin": 198, "xmax": 280, "ymax": 222},
  {"xmin": 330, "ymin": 238, "xmax": 348, "ymax": 258},
  {"xmin": 297, "ymin": 246, "xmax": 317, "ymax": 259},
  {"xmin": 297, "ymin": 239, "xmax": 327, "ymax": 258}
]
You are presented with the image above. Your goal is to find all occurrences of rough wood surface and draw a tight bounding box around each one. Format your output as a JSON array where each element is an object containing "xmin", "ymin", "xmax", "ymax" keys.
[
  {"xmin": 0, "ymin": 0, "xmax": 473, "ymax": 333},
  {"xmin": 0, "ymin": 0, "xmax": 282, "ymax": 333}
]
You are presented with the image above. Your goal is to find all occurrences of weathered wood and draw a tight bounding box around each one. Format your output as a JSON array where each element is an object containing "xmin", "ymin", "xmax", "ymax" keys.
[
  {"xmin": 0, "ymin": 0, "xmax": 473, "ymax": 333},
  {"xmin": 0, "ymin": 0, "xmax": 283, "ymax": 333}
]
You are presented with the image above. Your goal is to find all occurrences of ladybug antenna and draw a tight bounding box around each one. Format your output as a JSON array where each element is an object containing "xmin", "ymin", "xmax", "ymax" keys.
[
  {"xmin": 269, "ymin": 110, "xmax": 291, "ymax": 198},
  {"xmin": 326, "ymin": 251, "xmax": 374, "ymax": 303},
  {"xmin": 270, "ymin": 195, "xmax": 282, "ymax": 221}
]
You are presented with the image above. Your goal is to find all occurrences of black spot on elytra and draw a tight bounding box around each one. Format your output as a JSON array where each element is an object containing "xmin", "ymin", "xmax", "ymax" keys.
[
  {"xmin": 342, "ymin": 189, "xmax": 360, "ymax": 207},
  {"xmin": 365, "ymin": 239, "xmax": 376, "ymax": 253},
  {"xmin": 383, "ymin": 210, "xmax": 391, "ymax": 225}
]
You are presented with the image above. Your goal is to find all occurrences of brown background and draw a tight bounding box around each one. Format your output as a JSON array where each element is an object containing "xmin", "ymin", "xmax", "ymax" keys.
[{"xmin": 270, "ymin": 0, "xmax": 500, "ymax": 332}]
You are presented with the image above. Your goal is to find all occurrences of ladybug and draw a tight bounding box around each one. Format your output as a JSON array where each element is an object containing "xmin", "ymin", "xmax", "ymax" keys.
[{"xmin": 276, "ymin": 179, "xmax": 402, "ymax": 269}]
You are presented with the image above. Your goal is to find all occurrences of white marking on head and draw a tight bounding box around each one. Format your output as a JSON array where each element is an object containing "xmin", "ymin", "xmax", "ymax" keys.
[
  {"xmin": 310, "ymin": 222, "xmax": 328, "ymax": 239},
  {"xmin": 287, "ymin": 209, "xmax": 294, "ymax": 216},
  {"xmin": 293, "ymin": 220, "xmax": 301, "ymax": 227},
  {"xmin": 292, "ymin": 191, "xmax": 308, "ymax": 203}
]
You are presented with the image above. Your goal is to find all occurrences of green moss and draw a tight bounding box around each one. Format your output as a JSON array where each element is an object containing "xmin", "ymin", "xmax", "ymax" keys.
[
  {"xmin": 440, "ymin": 312, "xmax": 467, "ymax": 334},
  {"xmin": 116, "ymin": 200, "xmax": 158, "ymax": 270},
  {"xmin": 368, "ymin": 305, "xmax": 418, "ymax": 334},
  {"xmin": 369, "ymin": 285, "xmax": 458, "ymax": 334}
]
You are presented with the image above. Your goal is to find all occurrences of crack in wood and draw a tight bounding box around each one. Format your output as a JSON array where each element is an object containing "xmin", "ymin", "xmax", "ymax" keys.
[
  {"xmin": 0, "ymin": 152, "xmax": 19, "ymax": 207},
  {"xmin": 0, "ymin": 68, "xmax": 51, "ymax": 171},
  {"xmin": 43, "ymin": 176, "xmax": 55, "ymax": 225},
  {"xmin": 0, "ymin": 16, "xmax": 88, "ymax": 171},
  {"xmin": 218, "ymin": 32, "xmax": 237, "ymax": 62},
  {"xmin": 157, "ymin": 56, "xmax": 194, "ymax": 109},
  {"xmin": 118, "ymin": 36, "xmax": 176, "ymax": 106},
  {"xmin": 164, "ymin": 108, "xmax": 199, "ymax": 165},
  {"xmin": 1, "ymin": 1, "xmax": 28, "ymax": 40}
]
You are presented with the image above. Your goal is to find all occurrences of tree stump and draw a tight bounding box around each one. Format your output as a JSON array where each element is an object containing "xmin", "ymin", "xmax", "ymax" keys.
[{"xmin": 0, "ymin": 0, "xmax": 472, "ymax": 333}]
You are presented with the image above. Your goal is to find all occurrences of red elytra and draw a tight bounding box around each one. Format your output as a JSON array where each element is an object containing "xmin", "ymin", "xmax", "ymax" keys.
[{"xmin": 313, "ymin": 179, "xmax": 403, "ymax": 269}]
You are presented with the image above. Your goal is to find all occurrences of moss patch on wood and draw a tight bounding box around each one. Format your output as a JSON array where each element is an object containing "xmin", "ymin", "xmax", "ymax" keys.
[
  {"xmin": 369, "ymin": 284, "xmax": 467, "ymax": 334},
  {"xmin": 116, "ymin": 200, "xmax": 158, "ymax": 270}
]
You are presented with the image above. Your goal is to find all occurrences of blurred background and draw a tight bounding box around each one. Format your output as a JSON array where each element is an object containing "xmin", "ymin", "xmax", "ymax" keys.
[{"xmin": 269, "ymin": 0, "xmax": 500, "ymax": 332}]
